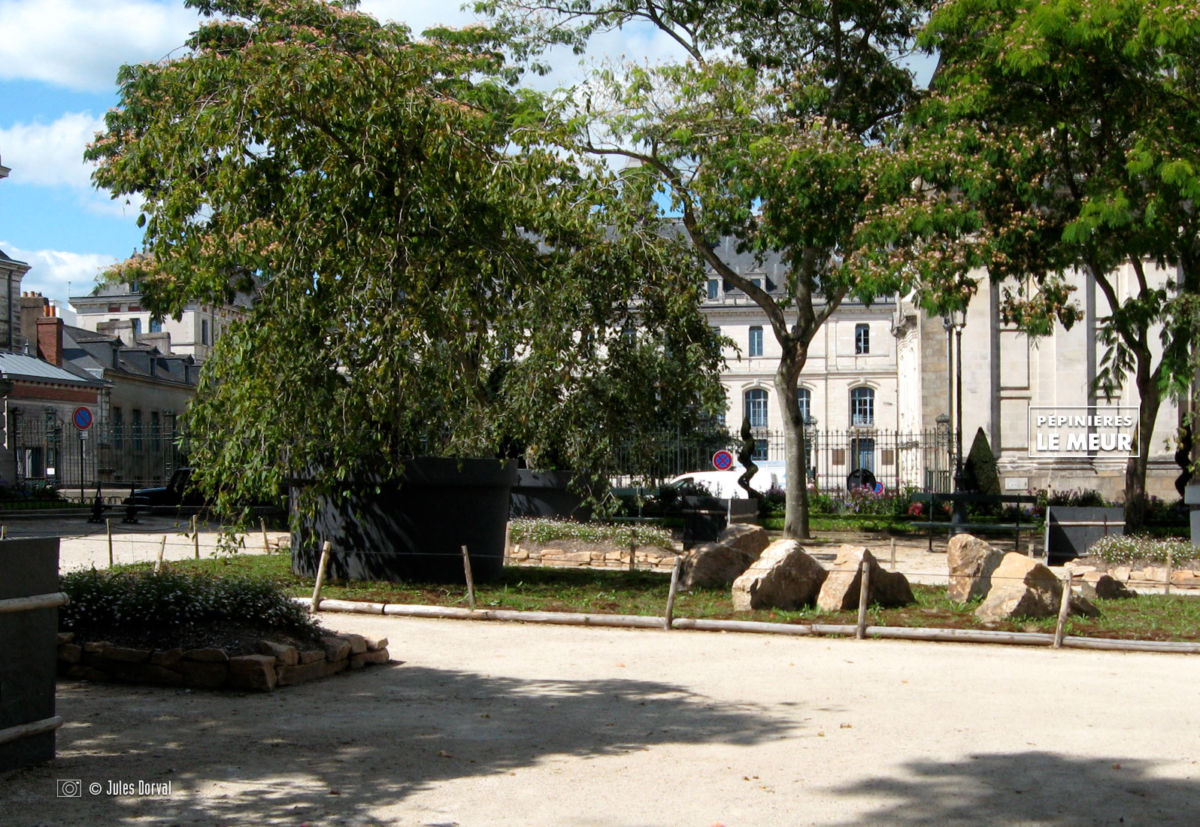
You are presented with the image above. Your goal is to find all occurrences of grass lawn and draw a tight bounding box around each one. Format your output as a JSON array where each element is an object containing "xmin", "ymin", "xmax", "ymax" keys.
[{"xmin": 130, "ymin": 552, "xmax": 1200, "ymax": 644}]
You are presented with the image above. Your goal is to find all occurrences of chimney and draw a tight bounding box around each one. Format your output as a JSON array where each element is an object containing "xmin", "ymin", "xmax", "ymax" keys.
[
  {"xmin": 20, "ymin": 291, "xmax": 49, "ymax": 351},
  {"xmin": 36, "ymin": 304, "xmax": 64, "ymax": 367}
]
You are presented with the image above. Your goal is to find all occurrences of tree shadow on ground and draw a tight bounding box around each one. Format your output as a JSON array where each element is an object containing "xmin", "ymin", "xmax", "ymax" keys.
[
  {"xmin": 828, "ymin": 751, "xmax": 1200, "ymax": 825},
  {"xmin": 4, "ymin": 663, "xmax": 795, "ymax": 825}
]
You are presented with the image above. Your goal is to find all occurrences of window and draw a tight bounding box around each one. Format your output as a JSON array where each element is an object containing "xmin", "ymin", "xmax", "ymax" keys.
[
  {"xmin": 749, "ymin": 326, "xmax": 763, "ymax": 357},
  {"xmin": 150, "ymin": 318, "xmax": 163, "ymax": 333},
  {"xmin": 850, "ymin": 387, "xmax": 874, "ymax": 427},
  {"xmin": 744, "ymin": 388, "xmax": 769, "ymax": 429},
  {"xmin": 707, "ymin": 279, "xmax": 720, "ymax": 300},
  {"xmin": 851, "ymin": 437, "xmax": 876, "ymax": 473},
  {"xmin": 112, "ymin": 407, "xmax": 123, "ymax": 448},
  {"xmin": 855, "ymin": 323, "xmax": 870, "ymax": 355},
  {"xmin": 131, "ymin": 318, "xmax": 142, "ymax": 336},
  {"xmin": 150, "ymin": 411, "xmax": 160, "ymax": 441},
  {"xmin": 752, "ymin": 439, "xmax": 768, "ymax": 461},
  {"xmin": 796, "ymin": 388, "xmax": 811, "ymax": 423},
  {"xmin": 132, "ymin": 409, "xmax": 143, "ymax": 450},
  {"xmin": 201, "ymin": 319, "xmax": 210, "ymax": 345}
]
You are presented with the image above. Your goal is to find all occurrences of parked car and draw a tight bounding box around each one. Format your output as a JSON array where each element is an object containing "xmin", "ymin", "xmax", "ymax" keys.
[
  {"xmin": 666, "ymin": 465, "xmax": 785, "ymax": 500},
  {"xmin": 123, "ymin": 467, "xmax": 206, "ymax": 508}
]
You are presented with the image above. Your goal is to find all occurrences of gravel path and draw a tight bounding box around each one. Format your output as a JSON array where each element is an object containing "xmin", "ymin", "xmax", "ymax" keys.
[{"xmin": 5, "ymin": 612, "xmax": 1200, "ymax": 825}]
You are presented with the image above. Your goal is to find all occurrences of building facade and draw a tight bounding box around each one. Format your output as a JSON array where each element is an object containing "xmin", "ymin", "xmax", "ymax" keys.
[
  {"xmin": 698, "ymin": 241, "xmax": 1186, "ymax": 500},
  {"xmin": 70, "ymin": 283, "xmax": 248, "ymax": 362}
]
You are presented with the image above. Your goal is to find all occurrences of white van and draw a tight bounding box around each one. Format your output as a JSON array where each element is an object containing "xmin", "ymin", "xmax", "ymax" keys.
[{"xmin": 667, "ymin": 464, "xmax": 786, "ymax": 499}]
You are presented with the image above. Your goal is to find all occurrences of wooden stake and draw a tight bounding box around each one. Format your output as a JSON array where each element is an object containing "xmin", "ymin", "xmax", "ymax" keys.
[
  {"xmin": 664, "ymin": 556, "xmax": 683, "ymax": 630},
  {"xmin": 1165, "ymin": 546, "xmax": 1173, "ymax": 596},
  {"xmin": 310, "ymin": 540, "xmax": 332, "ymax": 613},
  {"xmin": 153, "ymin": 535, "xmax": 166, "ymax": 574},
  {"xmin": 1, "ymin": 526, "xmax": 6, "ymax": 540},
  {"xmin": 461, "ymin": 545, "xmax": 476, "ymax": 611},
  {"xmin": 628, "ymin": 539, "xmax": 637, "ymax": 572},
  {"xmin": 106, "ymin": 518, "xmax": 113, "ymax": 567},
  {"xmin": 889, "ymin": 537, "xmax": 896, "ymax": 568},
  {"xmin": 855, "ymin": 557, "xmax": 871, "ymax": 640},
  {"xmin": 1053, "ymin": 571, "xmax": 1074, "ymax": 648},
  {"xmin": 261, "ymin": 518, "xmax": 270, "ymax": 554},
  {"xmin": 192, "ymin": 515, "xmax": 200, "ymax": 559},
  {"xmin": 503, "ymin": 521, "xmax": 511, "ymax": 563}
]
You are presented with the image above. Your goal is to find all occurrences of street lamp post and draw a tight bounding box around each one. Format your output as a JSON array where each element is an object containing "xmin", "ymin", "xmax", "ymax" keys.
[
  {"xmin": 951, "ymin": 308, "xmax": 966, "ymax": 491},
  {"xmin": 803, "ymin": 414, "xmax": 818, "ymax": 488}
]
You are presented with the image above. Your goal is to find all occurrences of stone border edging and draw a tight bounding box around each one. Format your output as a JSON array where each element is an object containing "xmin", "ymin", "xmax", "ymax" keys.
[
  {"xmin": 57, "ymin": 631, "xmax": 392, "ymax": 691},
  {"xmin": 299, "ymin": 597, "xmax": 1200, "ymax": 655}
]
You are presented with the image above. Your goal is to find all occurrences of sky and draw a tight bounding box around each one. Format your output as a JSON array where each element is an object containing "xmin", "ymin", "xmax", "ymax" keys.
[{"xmin": 0, "ymin": 0, "xmax": 691, "ymax": 317}]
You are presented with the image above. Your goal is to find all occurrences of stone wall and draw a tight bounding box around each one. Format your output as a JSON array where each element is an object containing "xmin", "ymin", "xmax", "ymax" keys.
[
  {"xmin": 506, "ymin": 540, "xmax": 680, "ymax": 572},
  {"xmin": 57, "ymin": 632, "xmax": 390, "ymax": 692}
]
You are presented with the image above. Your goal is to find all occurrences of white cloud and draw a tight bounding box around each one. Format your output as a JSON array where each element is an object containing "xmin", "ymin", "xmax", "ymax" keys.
[
  {"xmin": 0, "ymin": 242, "xmax": 114, "ymax": 310},
  {"xmin": 0, "ymin": 112, "xmax": 142, "ymax": 216},
  {"xmin": 358, "ymin": 0, "xmax": 478, "ymax": 33},
  {"xmin": 0, "ymin": 112, "xmax": 105, "ymax": 190},
  {"xmin": 0, "ymin": 0, "xmax": 199, "ymax": 92}
]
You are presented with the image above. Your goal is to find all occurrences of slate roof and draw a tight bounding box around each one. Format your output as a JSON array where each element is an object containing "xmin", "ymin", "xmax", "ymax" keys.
[{"xmin": 0, "ymin": 352, "xmax": 103, "ymax": 386}]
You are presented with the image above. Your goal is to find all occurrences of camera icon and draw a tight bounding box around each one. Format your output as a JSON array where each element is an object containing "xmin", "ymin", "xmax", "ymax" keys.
[{"xmin": 57, "ymin": 779, "xmax": 83, "ymax": 798}]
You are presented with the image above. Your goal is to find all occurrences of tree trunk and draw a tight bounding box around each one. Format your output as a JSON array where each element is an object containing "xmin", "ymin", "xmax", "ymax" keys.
[
  {"xmin": 1125, "ymin": 366, "xmax": 1162, "ymax": 532},
  {"xmin": 776, "ymin": 344, "xmax": 810, "ymax": 540}
]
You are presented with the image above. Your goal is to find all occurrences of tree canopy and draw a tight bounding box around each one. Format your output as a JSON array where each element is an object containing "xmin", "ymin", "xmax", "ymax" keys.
[
  {"xmin": 482, "ymin": 0, "xmax": 933, "ymax": 538},
  {"xmin": 87, "ymin": 0, "xmax": 724, "ymax": 511},
  {"xmin": 891, "ymin": 0, "xmax": 1200, "ymax": 526}
]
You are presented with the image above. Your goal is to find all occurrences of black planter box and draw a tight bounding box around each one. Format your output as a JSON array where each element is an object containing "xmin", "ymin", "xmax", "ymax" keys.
[
  {"xmin": 291, "ymin": 458, "xmax": 517, "ymax": 584},
  {"xmin": 0, "ymin": 538, "xmax": 60, "ymax": 771}
]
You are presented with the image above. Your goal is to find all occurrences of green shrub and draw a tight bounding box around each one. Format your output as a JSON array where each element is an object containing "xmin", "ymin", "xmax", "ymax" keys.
[
  {"xmin": 1090, "ymin": 535, "xmax": 1197, "ymax": 566},
  {"xmin": 509, "ymin": 517, "xmax": 675, "ymax": 549},
  {"xmin": 962, "ymin": 428, "xmax": 1001, "ymax": 497},
  {"xmin": 60, "ymin": 568, "xmax": 318, "ymax": 641}
]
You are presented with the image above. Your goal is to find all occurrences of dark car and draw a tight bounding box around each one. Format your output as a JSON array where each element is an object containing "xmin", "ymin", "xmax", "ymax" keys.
[{"xmin": 123, "ymin": 468, "xmax": 206, "ymax": 508}]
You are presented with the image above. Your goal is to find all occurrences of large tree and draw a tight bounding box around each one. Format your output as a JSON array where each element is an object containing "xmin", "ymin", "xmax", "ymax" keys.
[
  {"xmin": 482, "ymin": 0, "xmax": 932, "ymax": 538},
  {"xmin": 900, "ymin": 0, "xmax": 1200, "ymax": 528},
  {"xmin": 87, "ymin": 0, "xmax": 724, "ymax": 513}
]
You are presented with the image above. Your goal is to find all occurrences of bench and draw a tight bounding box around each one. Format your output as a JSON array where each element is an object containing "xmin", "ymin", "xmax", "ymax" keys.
[{"xmin": 912, "ymin": 492, "xmax": 1039, "ymax": 553}]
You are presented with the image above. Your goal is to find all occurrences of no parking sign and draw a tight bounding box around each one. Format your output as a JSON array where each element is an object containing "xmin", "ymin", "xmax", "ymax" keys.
[
  {"xmin": 712, "ymin": 450, "xmax": 734, "ymax": 471},
  {"xmin": 72, "ymin": 406, "xmax": 93, "ymax": 432}
]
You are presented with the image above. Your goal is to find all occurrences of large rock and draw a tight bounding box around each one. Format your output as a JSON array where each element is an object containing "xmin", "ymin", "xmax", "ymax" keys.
[
  {"xmin": 731, "ymin": 539, "xmax": 827, "ymax": 611},
  {"xmin": 680, "ymin": 524, "xmax": 770, "ymax": 589},
  {"xmin": 946, "ymin": 534, "xmax": 1006, "ymax": 603},
  {"xmin": 975, "ymin": 553, "xmax": 1101, "ymax": 621},
  {"xmin": 816, "ymin": 546, "xmax": 915, "ymax": 611},
  {"xmin": 716, "ymin": 524, "xmax": 770, "ymax": 558},
  {"xmin": 1080, "ymin": 572, "xmax": 1136, "ymax": 600}
]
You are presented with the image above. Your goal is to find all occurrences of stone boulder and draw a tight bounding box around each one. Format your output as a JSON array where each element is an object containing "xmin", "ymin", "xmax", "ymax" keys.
[
  {"xmin": 731, "ymin": 539, "xmax": 827, "ymax": 611},
  {"xmin": 680, "ymin": 524, "xmax": 770, "ymax": 589},
  {"xmin": 975, "ymin": 553, "xmax": 1101, "ymax": 621},
  {"xmin": 816, "ymin": 546, "xmax": 916, "ymax": 611},
  {"xmin": 1080, "ymin": 572, "xmax": 1136, "ymax": 600},
  {"xmin": 946, "ymin": 534, "xmax": 1006, "ymax": 603}
]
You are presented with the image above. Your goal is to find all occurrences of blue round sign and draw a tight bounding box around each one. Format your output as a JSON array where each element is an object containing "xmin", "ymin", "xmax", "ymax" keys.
[
  {"xmin": 712, "ymin": 450, "xmax": 734, "ymax": 471},
  {"xmin": 873, "ymin": 482, "xmax": 885, "ymax": 495},
  {"xmin": 72, "ymin": 406, "xmax": 93, "ymax": 430}
]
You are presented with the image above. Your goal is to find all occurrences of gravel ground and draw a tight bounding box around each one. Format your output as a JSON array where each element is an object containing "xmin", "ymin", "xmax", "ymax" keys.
[
  {"xmin": 4, "ymin": 612, "xmax": 1200, "ymax": 826},
  {"xmin": 6, "ymin": 515, "xmax": 1199, "ymax": 825}
]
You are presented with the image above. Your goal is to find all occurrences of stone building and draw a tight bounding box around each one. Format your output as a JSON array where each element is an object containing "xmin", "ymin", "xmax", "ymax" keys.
[
  {"xmin": 70, "ymin": 282, "xmax": 248, "ymax": 362},
  {"xmin": 698, "ymin": 237, "xmax": 1185, "ymax": 499}
]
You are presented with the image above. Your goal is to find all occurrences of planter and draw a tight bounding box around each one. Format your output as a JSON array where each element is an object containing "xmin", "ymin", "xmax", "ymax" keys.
[
  {"xmin": 510, "ymin": 469, "xmax": 591, "ymax": 521},
  {"xmin": 291, "ymin": 458, "xmax": 517, "ymax": 584},
  {"xmin": 0, "ymin": 538, "xmax": 62, "ymax": 771}
]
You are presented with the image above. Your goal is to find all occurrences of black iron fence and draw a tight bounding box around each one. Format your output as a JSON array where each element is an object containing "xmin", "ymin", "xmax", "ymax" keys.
[
  {"xmin": 610, "ymin": 428, "xmax": 958, "ymax": 493},
  {"xmin": 11, "ymin": 414, "xmax": 186, "ymax": 492}
]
